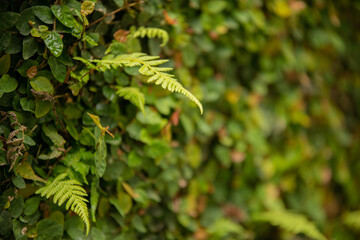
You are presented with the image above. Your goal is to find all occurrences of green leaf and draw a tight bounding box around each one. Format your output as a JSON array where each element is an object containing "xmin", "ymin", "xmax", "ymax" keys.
[
  {"xmin": 33, "ymin": 6, "xmax": 54, "ymax": 24},
  {"xmin": 42, "ymin": 125, "xmax": 66, "ymax": 147},
  {"xmin": 35, "ymin": 100, "xmax": 52, "ymax": 118},
  {"xmin": 24, "ymin": 196, "xmax": 41, "ymax": 216},
  {"xmin": 15, "ymin": 8, "xmax": 35, "ymax": 35},
  {"xmin": 109, "ymin": 194, "xmax": 132, "ymax": 217},
  {"xmin": 0, "ymin": 54, "xmax": 10, "ymax": 76},
  {"xmin": 0, "ymin": 210, "xmax": 12, "ymax": 236},
  {"xmin": 81, "ymin": 1, "xmax": 95, "ymax": 15},
  {"xmin": 128, "ymin": 151, "xmax": 142, "ymax": 168},
  {"xmin": 48, "ymin": 56, "xmax": 67, "ymax": 82},
  {"xmin": 12, "ymin": 175, "xmax": 26, "ymax": 189},
  {"xmin": 90, "ymin": 177, "xmax": 99, "ymax": 222},
  {"xmin": 17, "ymin": 161, "xmax": 45, "ymax": 182},
  {"xmin": 0, "ymin": 32, "xmax": 11, "ymax": 51},
  {"xmin": 8, "ymin": 196, "xmax": 24, "ymax": 218},
  {"xmin": 13, "ymin": 219, "xmax": 27, "ymax": 240},
  {"xmin": 36, "ymin": 219, "xmax": 63, "ymax": 240},
  {"xmin": 132, "ymin": 215, "xmax": 147, "ymax": 233},
  {"xmin": 0, "ymin": 74, "xmax": 18, "ymax": 93},
  {"xmin": 0, "ymin": 12, "xmax": 20, "ymax": 31},
  {"xmin": 5, "ymin": 34, "xmax": 22, "ymax": 54},
  {"xmin": 20, "ymin": 98, "xmax": 35, "ymax": 113},
  {"xmin": 44, "ymin": 31, "xmax": 63, "ymax": 57},
  {"xmin": 22, "ymin": 36, "xmax": 38, "ymax": 60},
  {"xmin": 30, "ymin": 76, "xmax": 54, "ymax": 94},
  {"xmin": 95, "ymin": 136, "xmax": 107, "ymax": 177},
  {"xmin": 51, "ymin": 5, "xmax": 80, "ymax": 29}
]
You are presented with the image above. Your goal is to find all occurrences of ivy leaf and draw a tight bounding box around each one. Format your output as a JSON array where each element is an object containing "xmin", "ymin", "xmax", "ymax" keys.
[
  {"xmin": 36, "ymin": 219, "xmax": 63, "ymax": 240},
  {"xmin": 0, "ymin": 32, "xmax": 11, "ymax": 51},
  {"xmin": 0, "ymin": 12, "xmax": 20, "ymax": 31},
  {"xmin": 12, "ymin": 175, "xmax": 25, "ymax": 189},
  {"xmin": 35, "ymin": 100, "xmax": 52, "ymax": 118},
  {"xmin": 24, "ymin": 196, "xmax": 41, "ymax": 216},
  {"xmin": 44, "ymin": 31, "xmax": 63, "ymax": 57},
  {"xmin": 48, "ymin": 56, "xmax": 67, "ymax": 82},
  {"xmin": 15, "ymin": 9, "xmax": 35, "ymax": 35},
  {"xmin": 30, "ymin": 76, "xmax": 54, "ymax": 94},
  {"xmin": 20, "ymin": 98, "xmax": 35, "ymax": 113},
  {"xmin": 0, "ymin": 74, "xmax": 18, "ymax": 93},
  {"xmin": 0, "ymin": 55, "xmax": 10, "ymax": 76},
  {"xmin": 81, "ymin": 1, "xmax": 95, "ymax": 16},
  {"xmin": 51, "ymin": 5, "xmax": 81, "ymax": 29},
  {"xmin": 33, "ymin": 6, "xmax": 54, "ymax": 24},
  {"xmin": 17, "ymin": 161, "xmax": 45, "ymax": 182},
  {"xmin": 94, "ymin": 136, "xmax": 107, "ymax": 177},
  {"xmin": 22, "ymin": 36, "xmax": 38, "ymax": 60}
]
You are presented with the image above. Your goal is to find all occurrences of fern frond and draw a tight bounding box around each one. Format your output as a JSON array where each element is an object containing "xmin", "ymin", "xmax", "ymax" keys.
[
  {"xmin": 253, "ymin": 210, "xmax": 326, "ymax": 240},
  {"xmin": 343, "ymin": 211, "xmax": 360, "ymax": 230},
  {"xmin": 36, "ymin": 173, "xmax": 90, "ymax": 235},
  {"xmin": 129, "ymin": 27, "xmax": 169, "ymax": 46},
  {"xmin": 116, "ymin": 87, "xmax": 145, "ymax": 113},
  {"xmin": 86, "ymin": 53, "xmax": 203, "ymax": 114}
]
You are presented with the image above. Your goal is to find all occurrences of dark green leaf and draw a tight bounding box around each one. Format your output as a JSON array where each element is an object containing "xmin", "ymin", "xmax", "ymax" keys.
[
  {"xmin": 5, "ymin": 34, "xmax": 22, "ymax": 54},
  {"xmin": 0, "ymin": 12, "xmax": 20, "ymax": 31},
  {"xmin": 48, "ymin": 56, "xmax": 66, "ymax": 82},
  {"xmin": 22, "ymin": 37, "xmax": 38, "ymax": 60},
  {"xmin": 0, "ymin": 32, "xmax": 11, "ymax": 51},
  {"xmin": 33, "ymin": 6, "xmax": 54, "ymax": 24},
  {"xmin": 44, "ymin": 31, "xmax": 63, "ymax": 57},
  {"xmin": 15, "ymin": 8, "xmax": 35, "ymax": 35},
  {"xmin": 51, "ymin": 5, "xmax": 79, "ymax": 29},
  {"xmin": 0, "ymin": 54, "xmax": 11, "ymax": 76},
  {"xmin": 24, "ymin": 197, "xmax": 41, "ymax": 216},
  {"xmin": 36, "ymin": 219, "xmax": 63, "ymax": 240},
  {"xmin": 0, "ymin": 210, "xmax": 12, "ymax": 236},
  {"xmin": 35, "ymin": 100, "xmax": 52, "ymax": 118},
  {"xmin": 12, "ymin": 175, "xmax": 26, "ymax": 189},
  {"xmin": 8, "ymin": 197, "xmax": 24, "ymax": 218}
]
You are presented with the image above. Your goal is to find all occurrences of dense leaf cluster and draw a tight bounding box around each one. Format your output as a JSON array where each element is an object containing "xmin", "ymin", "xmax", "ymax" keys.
[{"xmin": 1, "ymin": 0, "xmax": 360, "ymax": 240}]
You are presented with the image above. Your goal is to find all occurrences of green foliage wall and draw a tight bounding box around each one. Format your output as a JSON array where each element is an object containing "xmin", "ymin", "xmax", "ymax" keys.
[{"xmin": 1, "ymin": 0, "xmax": 360, "ymax": 239}]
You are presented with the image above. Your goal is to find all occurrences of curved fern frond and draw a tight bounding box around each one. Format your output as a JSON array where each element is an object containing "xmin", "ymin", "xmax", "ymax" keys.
[
  {"xmin": 36, "ymin": 173, "xmax": 90, "ymax": 235},
  {"xmin": 82, "ymin": 53, "xmax": 203, "ymax": 114},
  {"xmin": 116, "ymin": 87, "xmax": 145, "ymax": 113},
  {"xmin": 252, "ymin": 210, "xmax": 326, "ymax": 240},
  {"xmin": 129, "ymin": 26, "xmax": 169, "ymax": 46}
]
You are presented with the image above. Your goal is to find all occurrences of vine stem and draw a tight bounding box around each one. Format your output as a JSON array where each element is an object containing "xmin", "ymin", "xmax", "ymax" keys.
[{"xmin": 87, "ymin": 1, "xmax": 142, "ymax": 28}]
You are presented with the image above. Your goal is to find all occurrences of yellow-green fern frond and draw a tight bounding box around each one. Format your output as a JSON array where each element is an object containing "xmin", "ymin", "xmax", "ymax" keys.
[
  {"xmin": 129, "ymin": 26, "xmax": 169, "ymax": 46},
  {"xmin": 36, "ymin": 173, "xmax": 90, "ymax": 235},
  {"xmin": 253, "ymin": 210, "xmax": 326, "ymax": 240},
  {"xmin": 80, "ymin": 53, "xmax": 203, "ymax": 114},
  {"xmin": 343, "ymin": 211, "xmax": 360, "ymax": 230},
  {"xmin": 116, "ymin": 87, "xmax": 145, "ymax": 113}
]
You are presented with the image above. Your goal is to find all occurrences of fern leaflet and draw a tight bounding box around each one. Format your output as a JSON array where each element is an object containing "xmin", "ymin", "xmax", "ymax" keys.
[
  {"xmin": 74, "ymin": 53, "xmax": 203, "ymax": 114},
  {"xmin": 129, "ymin": 26, "xmax": 169, "ymax": 46},
  {"xmin": 116, "ymin": 87, "xmax": 145, "ymax": 113},
  {"xmin": 253, "ymin": 210, "xmax": 326, "ymax": 240},
  {"xmin": 36, "ymin": 173, "xmax": 90, "ymax": 235}
]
